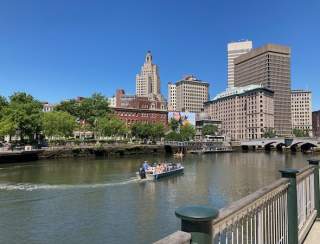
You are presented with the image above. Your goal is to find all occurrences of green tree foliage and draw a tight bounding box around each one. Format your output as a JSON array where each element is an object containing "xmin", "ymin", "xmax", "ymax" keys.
[
  {"xmin": 55, "ymin": 93, "xmax": 110, "ymax": 129},
  {"xmin": 131, "ymin": 122, "xmax": 165, "ymax": 141},
  {"xmin": 202, "ymin": 124, "xmax": 218, "ymax": 136},
  {"xmin": 169, "ymin": 118, "xmax": 179, "ymax": 132},
  {"xmin": 96, "ymin": 117, "xmax": 127, "ymax": 137},
  {"xmin": 0, "ymin": 92, "xmax": 43, "ymax": 142},
  {"xmin": 180, "ymin": 124, "xmax": 195, "ymax": 141},
  {"xmin": 263, "ymin": 128, "xmax": 277, "ymax": 138},
  {"xmin": 0, "ymin": 96, "xmax": 8, "ymax": 119},
  {"xmin": 293, "ymin": 128, "xmax": 309, "ymax": 137},
  {"xmin": 42, "ymin": 111, "xmax": 76, "ymax": 139},
  {"xmin": 165, "ymin": 131, "xmax": 182, "ymax": 141}
]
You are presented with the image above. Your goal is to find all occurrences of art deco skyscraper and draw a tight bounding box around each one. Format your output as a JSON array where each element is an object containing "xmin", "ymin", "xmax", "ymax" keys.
[
  {"xmin": 227, "ymin": 40, "xmax": 252, "ymax": 88},
  {"xmin": 234, "ymin": 44, "xmax": 292, "ymax": 136},
  {"xmin": 136, "ymin": 51, "xmax": 161, "ymax": 97}
]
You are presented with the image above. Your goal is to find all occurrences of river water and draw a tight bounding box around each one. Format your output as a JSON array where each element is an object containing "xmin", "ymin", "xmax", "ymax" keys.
[{"xmin": 0, "ymin": 152, "xmax": 317, "ymax": 244}]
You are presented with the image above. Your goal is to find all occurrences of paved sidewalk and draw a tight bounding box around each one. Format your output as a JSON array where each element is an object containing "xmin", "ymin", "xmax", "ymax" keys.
[{"xmin": 304, "ymin": 220, "xmax": 320, "ymax": 244}]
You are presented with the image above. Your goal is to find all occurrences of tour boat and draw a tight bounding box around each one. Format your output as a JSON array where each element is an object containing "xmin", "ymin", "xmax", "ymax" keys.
[{"xmin": 137, "ymin": 162, "xmax": 184, "ymax": 180}]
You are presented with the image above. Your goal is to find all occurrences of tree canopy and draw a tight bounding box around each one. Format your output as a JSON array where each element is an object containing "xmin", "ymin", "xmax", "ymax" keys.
[
  {"xmin": 55, "ymin": 93, "xmax": 110, "ymax": 128},
  {"xmin": 0, "ymin": 92, "xmax": 43, "ymax": 142},
  {"xmin": 202, "ymin": 124, "xmax": 218, "ymax": 136},
  {"xmin": 42, "ymin": 111, "xmax": 76, "ymax": 139},
  {"xmin": 131, "ymin": 122, "xmax": 165, "ymax": 141},
  {"xmin": 96, "ymin": 116, "xmax": 127, "ymax": 137},
  {"xmin": 293, "ymin": 128, "xmax": 309, "ymax": 137},
  {"xmin": 180, "ymin": 124, "xmax": 195, "ymax": 141}
]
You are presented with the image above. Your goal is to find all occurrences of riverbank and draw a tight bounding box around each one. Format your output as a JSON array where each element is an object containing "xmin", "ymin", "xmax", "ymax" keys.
[
  {"xmin": 0, "ymin": 144, "xmax": 166, "ymax": 163},
  {"xmin": 39, "ymin": 144, "xmax": 166, "ymax": 159}
]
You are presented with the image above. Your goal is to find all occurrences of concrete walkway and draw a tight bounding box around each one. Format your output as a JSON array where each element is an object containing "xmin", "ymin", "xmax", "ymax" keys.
[{"xmin": 304, "ymin": 220, "xmax": 320, "ymax": 244}]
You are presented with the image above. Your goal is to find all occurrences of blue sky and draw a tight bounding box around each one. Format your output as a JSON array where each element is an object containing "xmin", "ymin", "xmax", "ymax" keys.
[{"xmin": 0, "ymin": 0, "xmax": 319, "ymax": 110}]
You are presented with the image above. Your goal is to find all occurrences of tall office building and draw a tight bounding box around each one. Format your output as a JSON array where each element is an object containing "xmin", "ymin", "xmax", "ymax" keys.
[
  {"xmin": 136, "ymin": 51, "xmax": 161, "ymax": 97},
  {"xmin": 291, "ymin": 90, "xmax": 312, "ymax": 136},
  {"xmin": 174, "ymin": 75, "xmax": 209, "ymax": 113},
  {"xmin": 204, "ymin": 85, "xmax": 274, "ymax": 140},
  {"xmin": 227, "ymin": 40, "xmax": 253, "ymax": 88},
  {"xmin": 234, "ymin": 44, "xmax": 292, "ymax": 136},
  {"xmin": 168, "ymin": 83, "xmax": 177, "ymax": 111}
]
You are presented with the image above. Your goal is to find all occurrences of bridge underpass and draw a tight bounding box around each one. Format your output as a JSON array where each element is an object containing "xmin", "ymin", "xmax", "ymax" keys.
[{"xmin": 241, "ymin": 138, "xmax": 319, "ymax": 152}]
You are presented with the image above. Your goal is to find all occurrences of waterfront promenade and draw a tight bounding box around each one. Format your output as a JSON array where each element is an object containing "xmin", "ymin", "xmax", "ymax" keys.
[
  {"xmin": 156, "ymin": 159, "xmax": 320, "ymax": 244},
  {"xmin": 304, "ymin": 220, "xmax": 320, "ymax": 243}
]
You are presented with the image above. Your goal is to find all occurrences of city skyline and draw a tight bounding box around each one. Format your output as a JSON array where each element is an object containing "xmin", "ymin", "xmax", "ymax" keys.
[{"xmin": 0, "ymin": 1, "xmax": 319, "ymax": 110}]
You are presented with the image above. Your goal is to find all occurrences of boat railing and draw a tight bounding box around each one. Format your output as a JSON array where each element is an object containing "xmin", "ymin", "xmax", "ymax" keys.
[{"xmin": 154, "ymin": 159, "xmax": 320, "ymax": 244}]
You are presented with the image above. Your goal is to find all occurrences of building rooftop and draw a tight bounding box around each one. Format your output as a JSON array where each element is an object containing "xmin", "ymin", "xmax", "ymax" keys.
[
  {"xmin": 291, "ymin": 89, "xmax": 311, "ymax": 93},
  {"xmin": 211, "ymin": 84, "xmax": 272, "ymax": 101},
  {"xmin": 234, "ymin": 44, "xmax": 291, "ymax": 65}
]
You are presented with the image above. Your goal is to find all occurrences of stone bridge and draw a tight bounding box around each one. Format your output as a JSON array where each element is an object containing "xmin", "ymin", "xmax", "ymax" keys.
[{"xmin": 241, "ymin": 137, "xmax": 319, "ymax": 152}]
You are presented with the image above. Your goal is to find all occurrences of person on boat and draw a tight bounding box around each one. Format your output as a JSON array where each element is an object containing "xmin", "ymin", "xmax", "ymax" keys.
[{"xmin": 143, "ymin": 161, "xmax": 149, "ymax": 171}]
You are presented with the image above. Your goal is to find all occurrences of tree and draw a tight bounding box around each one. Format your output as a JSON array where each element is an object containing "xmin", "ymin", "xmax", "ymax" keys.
[
  {"xmin": 131, "ymin": 122, "xmax": 150, "ymax": 140},
  {"xmin": 0, "ymin": 117, "xmax": 17, "ymax": 139},
  {"xmin": 130, "ymin": 122, "xmax": 165, "ymax": 141},
  {"xmin": 0, "ymin": 92, "xmax": 43, "ymax": 143},
  {"xmin": 96, "ymin": 116, "xmax": 127, "ymax": 138},
  {"xmin": 150, "ymin": 123, "xmax": 165, "ymax": 141},
  {"xmin": 169, "ymin": 118, "xmax": 179, "ymax": 132},
  {"xmin": 55, "ymin": 93, "xmax": 110, "ymax": 132},
  {"xmin": 202, "ymin": 124, "xmax": 218, "ymax": 136},
  {"xmin": 263, "ymin": 128, "xmax": 277, "ymax": 138},
  {"xmin": 180, "ymin": 124, "xmax": 195, "ymax": 141},
  {"xmin": 293, "ymin": 128, "xmax": 309, "ymax": 137},
  {"xmin": 165, "ymin": 131, "xmax": 182, "ymax": 141},
  {"xmin": 42, "ymin": 111, "xmax": 76, "ymax": 139},
  {"xmin": 0, "ymin": 96, "xmax": 8, "ymax": 119}
]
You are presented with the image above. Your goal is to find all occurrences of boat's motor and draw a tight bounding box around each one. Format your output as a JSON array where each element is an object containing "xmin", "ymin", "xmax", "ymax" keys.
[{"xmin": 139, "ymin": 168, "xmax": 146, "ymax": 179}]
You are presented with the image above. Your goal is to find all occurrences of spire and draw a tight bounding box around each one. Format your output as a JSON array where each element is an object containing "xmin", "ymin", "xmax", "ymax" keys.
[{"xmin": 145, "ymin": 50, "xmax": 152, "ymax": 63}]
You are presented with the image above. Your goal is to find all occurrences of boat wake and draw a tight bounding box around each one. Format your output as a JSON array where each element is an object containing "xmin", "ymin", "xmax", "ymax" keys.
[{"xmin": 0, "ymin": 178, "xmax": 141, "ymax": 191}]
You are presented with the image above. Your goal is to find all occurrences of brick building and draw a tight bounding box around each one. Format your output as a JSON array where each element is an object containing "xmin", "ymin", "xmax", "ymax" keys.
[
  {"xmin": 113, "ymin": 107, "xmax": 168, "ymax": 126},
  {"xmin": 115, "ymin": 89, "xmax": 166, "ymax": 110},
  {"xmin": 313, "ymin": 110, "xmax": 320, "ymax": 137}
]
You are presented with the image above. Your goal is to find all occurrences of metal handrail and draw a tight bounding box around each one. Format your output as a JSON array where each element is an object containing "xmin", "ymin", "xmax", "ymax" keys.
[{"xmin": 212, "ymin": 178, "xmax": 289, "ymax": 229}]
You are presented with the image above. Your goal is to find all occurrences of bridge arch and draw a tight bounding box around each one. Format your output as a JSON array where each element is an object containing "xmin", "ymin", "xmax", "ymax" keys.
[
  {"xmin": 300, "ymin": 142, "xmax": 318, "ymax": 152},
  {"xmin": 290, "ymin": 142, "xmax": 303, "ymax": 152},
  {"xmin": 276, "ymin": 143, "xmax": 286, "ymax": 151},
  {"xmin": 264, "ymin": 141, "xmax": 277, "ymax": 151}
]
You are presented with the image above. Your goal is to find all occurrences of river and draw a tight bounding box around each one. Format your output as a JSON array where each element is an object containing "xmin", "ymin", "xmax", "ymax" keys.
[{"xmin": 0, "ymin": 152, "xmax": 316, "ymax": 244}]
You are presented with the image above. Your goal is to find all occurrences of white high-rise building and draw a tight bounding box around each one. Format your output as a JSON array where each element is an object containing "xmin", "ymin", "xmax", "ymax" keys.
[
  {"xmin": 175, "ymin": 75, "xmax": 209, "ymax": 113},
  {"xmin": 227, "ymin": 40, "xmax": 252, "ymax": 88},
  {"xmin": 136, "ymin": 51, "xmax": 161, "ymax": 97},
  {"xmin": 168, "ymin": 83, "xmax": 176, "ymax": 111},
  {"xmin": 291, "ymin": 90, "xmax": 312, "ymax": 136}
]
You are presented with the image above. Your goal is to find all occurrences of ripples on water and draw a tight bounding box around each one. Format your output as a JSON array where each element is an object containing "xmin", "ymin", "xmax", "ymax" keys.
[{"xmin": 0, "ymin": 152, "xmax": 317, "ymax": 244}]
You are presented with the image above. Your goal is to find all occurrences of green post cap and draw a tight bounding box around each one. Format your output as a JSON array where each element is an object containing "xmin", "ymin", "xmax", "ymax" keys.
[
  {"xmin": 279, "ymin": 168, "xmax": 299, "ymax": 178},
  {"xmin": 308, "ymin": 159, "xmax": 320, "ymax": 165},
  {"xmin": 175, "ymin": 205, "xmax": 219, "ymax": 222}
]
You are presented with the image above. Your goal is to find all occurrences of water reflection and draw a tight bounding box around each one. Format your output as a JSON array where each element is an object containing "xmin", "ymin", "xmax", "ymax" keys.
[{"xmin": 0, "ymin": 152, "xmax": 318, "ymax": 244}]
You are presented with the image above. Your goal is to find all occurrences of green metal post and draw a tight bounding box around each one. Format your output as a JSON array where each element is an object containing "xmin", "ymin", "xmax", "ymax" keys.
[
  {"xmin": 308, "ymin": 159, "xmax": 320, "ymax": 218},
  {"xmin": 175, "ymin": 205, "xmax": 218, "ymax": 244},
  {"xmin": 280, "ymin": 168, "xmax": 299, "ymax": 244}
]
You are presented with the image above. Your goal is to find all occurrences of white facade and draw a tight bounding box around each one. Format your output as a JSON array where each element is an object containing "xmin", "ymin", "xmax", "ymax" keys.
[
  {"xmin": 227, "ymin": 40, "xmax": 252, "ymax": 88},
  {"xmin": 291, "ymin": 90, "xmax": 312, "ymax": 136},
  {"xmin": 167, "ymin": 83, "xmax": 176, "ymax": 111},
  {"xmin": 42, "ymin": 103, "xmax": 55, "ymax": 112},
  {"xmin": 175, "ymin": 75, "xmax": 209, "ymax": 113},
  {"xmin": 108, "ymin": 97, "xmax": 116, "ymax": 108},
  {"xmin": 136, "ymin": 51, "xmax": 161, "ymax": 97}
]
